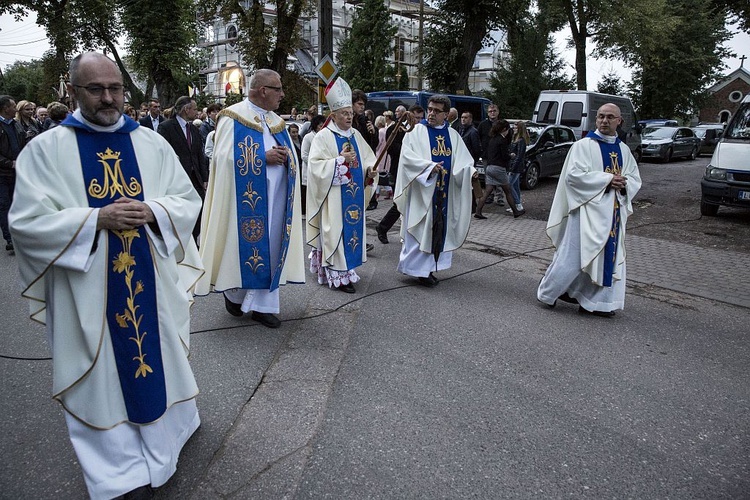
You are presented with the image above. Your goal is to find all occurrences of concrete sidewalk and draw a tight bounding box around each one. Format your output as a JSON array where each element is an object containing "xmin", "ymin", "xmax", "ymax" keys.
[{"xmin": 367, "ymin": 199, "xmax": 750, "ymax": 309}]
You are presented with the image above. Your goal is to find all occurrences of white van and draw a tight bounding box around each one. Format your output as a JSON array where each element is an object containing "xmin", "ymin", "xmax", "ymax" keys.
[
  {"xmin": 700, "ymin": 94, "xmax": 750, "ymax": 215},
  {"xmin": 532, "ymin": 90, "xmax": 642, "ymax": 161}
]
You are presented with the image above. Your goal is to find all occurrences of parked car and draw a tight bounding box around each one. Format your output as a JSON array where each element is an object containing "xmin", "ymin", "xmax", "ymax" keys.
[
  {"xmin": 700, "ymin": 94, "xmax": 750, "ymax": 215},
  {"xmin": 641, "ymin": 126, "xmax": 701, "ymax": 162},
  {"xmin": 638, "ymin": 118, "xmax": 679, "ymax": 128},
  {"xmin": 521, "ymin": 122, "xmax": 577, "ymax": 189},
  {"xmin": 691, "ymin": 125, "xmax": 724, "ymax": 156}
]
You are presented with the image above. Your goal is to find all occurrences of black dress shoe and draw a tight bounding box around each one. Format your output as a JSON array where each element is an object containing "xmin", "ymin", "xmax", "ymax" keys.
[
  {"xmin": 513, "ymin": 209, "xmax": 526, "ymax": 218},
  {"xmin": 367, "ymin": 202, "xmax": 378, "ymax": 210},
  {"xmin": 473, "ymin": 214, "xmax": 487, "ymax": 220},
  {"xmin": 558, "ymin": 292, "xmax": 578, "ymax": 304},
  {"xmin": 428, "ymin": 272, "xmax": 439, "ymax": 285},
  {"xmin": 418, "ymin": 276, "xmax": 437, "ymax": 288},
  {"xmin": 376, "ymin": 225, "xmax": 389, "ymax": 244},
  {"xmin": 251, "ymin": 311, "xmax": 281, "ymax": 328},
  {"xmin": 578, "ymin": 306, "xmax": 615, "ymax": 318},
  {"xmin": 122, "ymin": 485, "xmax": 154, "ymax": 500},
  {"xmin": 337, "ymin": 282, "xmax": 356, "ymax": 293},
  {"xmin": 224, "ymin": 294, "xmax": 244, "ymax": 317}
]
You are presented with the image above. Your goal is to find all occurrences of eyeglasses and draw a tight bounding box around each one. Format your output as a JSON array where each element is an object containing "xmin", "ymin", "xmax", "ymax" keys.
[
  {"xmin": 72, "ymin": 84, "xmax": 124, "ymax": 97},
  {"xmin": 597, "ymin": 114, "xmax": 621, "ymax": 120},
  {"xmin": 336, "ymin": 111, "xmax": 354, "ymax": 118},
  {"xmin": 427, "ymin": 106, "xmax": 446, "ymax": 114},
  {"xmin": 262, "ymin": 85, "xmax": 283, "ymax": 92}
]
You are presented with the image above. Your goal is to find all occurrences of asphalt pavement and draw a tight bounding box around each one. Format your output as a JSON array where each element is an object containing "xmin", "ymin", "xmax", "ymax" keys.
[{"xmin": 1, "ymin": 199, "xmax": 748, "ymax": 499}]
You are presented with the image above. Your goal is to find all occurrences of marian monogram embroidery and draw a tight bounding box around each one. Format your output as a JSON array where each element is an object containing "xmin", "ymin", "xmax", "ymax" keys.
[
  {"xmin": 605, "ymin": 152, "xmax": 621, "ymax": 175},
  {"xmin": 431, "ymin": 135, "xmax": 452, "ymax": 157},
  {"xmin": 237, "ymin": 136, "xmax": 263, "ymax": 176},
  {"xmin": 88, "ymin": 148, "xmax": 142, "ymax": 199}
]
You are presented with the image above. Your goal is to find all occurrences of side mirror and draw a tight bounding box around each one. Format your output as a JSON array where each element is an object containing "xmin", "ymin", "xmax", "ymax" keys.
[{"xmin": 543, "ymin": 141, "xmax": 555, "ymax": 149}]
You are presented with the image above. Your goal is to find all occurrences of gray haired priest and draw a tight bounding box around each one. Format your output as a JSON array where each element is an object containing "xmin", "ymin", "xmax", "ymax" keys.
[
  {"xmin": 196, "ymin": 68, "xmax": 305, "ymax": 328},
  {"xmin": 306, "ymin": 77, "xmax": 378, "ymax": 294}
]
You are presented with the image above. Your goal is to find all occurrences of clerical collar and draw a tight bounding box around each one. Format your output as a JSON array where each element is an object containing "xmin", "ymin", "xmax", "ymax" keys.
[
  {"xmin": 593, "ymin": 129, "xmax": 617, "ymax": 144},
  {"xmin": 73, "ymin": 109, "xmax": 125, "ymax": 132},
  {"xmin": 328, "ymin": 121, "xmax": 353, "ymax": 138},
  {"xmin": 421, "ymin": 119, "xmax": 446, "ymax": 130},
  {"xmin": 247, "ymin": 100, "xmax": 270, "ymax": 121}
]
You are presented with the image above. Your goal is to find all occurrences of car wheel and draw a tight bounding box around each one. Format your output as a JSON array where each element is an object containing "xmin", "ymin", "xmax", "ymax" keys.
[
  {"xmin": 689, "ymin": 147, "xmax": 697, "ymax": 160},
  {"xmin": 664, "ymin": 147, "xmax": 673, "ymax": 163},
  {"xmin": 700, "ymin": 199, "xmax": 719, "ymax": 216},
  {"xmin": 634, "ymin": 147, "xmax": 642, "ymax": 163},
  {"xmin": 522, "ymin": 163, "xmax": 540, "ymax": 190}
]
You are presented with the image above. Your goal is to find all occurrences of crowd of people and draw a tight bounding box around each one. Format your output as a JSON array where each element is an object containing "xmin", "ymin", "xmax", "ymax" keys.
[{"xmin": 3, "ymin": 51, "xmax": 640, "ymax": 499}]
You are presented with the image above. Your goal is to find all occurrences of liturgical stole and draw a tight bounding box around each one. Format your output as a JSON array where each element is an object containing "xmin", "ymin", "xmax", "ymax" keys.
[
  {"xmin": 424, "ymin": 121, "xmax": 453, "ymax": 253},
  {"xmin": 330, "ymin": 131, "xmax": 366, "ymax": 270},
  {"xmin": 232, "ymin": 121, "xmax": 296, "ymax": 290},
  {"xmin": 587, "ymin": 131, "xmax": 622, "ymax": 287},
  {"xmin": 64, "ymin": 115, "xmax": 167, "ymax": 424}
]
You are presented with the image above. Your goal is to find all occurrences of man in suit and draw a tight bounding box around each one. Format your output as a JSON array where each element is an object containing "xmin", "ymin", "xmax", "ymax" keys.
[
  {"xmin": 139, "ymin": 98, "xmax": 164, "ymax": 130},
  {"xmin": 158, "ymin": 96, "xmax": 208, "ymax": 237}
]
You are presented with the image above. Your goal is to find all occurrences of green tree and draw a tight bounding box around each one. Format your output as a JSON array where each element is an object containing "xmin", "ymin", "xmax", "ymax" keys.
[
  {"xmin": 0, "ymin": 59, "xmax": 53, "ymax": 103},
  {"xmin": 628, "ymin": 1, "xmax": 731, "ymax": 120},
  {"xmin": 337, "ymin": 0, "xmax": 397, "ymax": 91},
  {"xmin": 423, "ymin": 0, "xmax": 518, "ymax": 94},
  {"xmin": 120, "ymin": 0, "xmax": 199, "ymax": 105},
  {"xmin": 596, "ymin": 71, "xmax": 624, "ymax": 96},
  {"xmin": 487, "ymin": 2, "xmax": 571, "ymax": 118}
]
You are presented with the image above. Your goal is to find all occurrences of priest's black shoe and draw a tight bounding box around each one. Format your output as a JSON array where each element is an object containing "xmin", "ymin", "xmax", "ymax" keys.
[
  {"xmin": 224, "ymin": 294, "xmax": 244, "ymax": 317},
  {"xmin": 251, "ymin": 311, "xmax": 281, "ymax": 328},
  {"xmin": 338, "ymin": 282, "xmax": 356, "ymax": 294},
  {"xmin": 578, "ymin": 306, "xmax": 615, "ymax": 318},
  {"xmin": 367, "ymin": 201, "xmax": 378, "ymax": 210},
  {"xmin": 559, "ymin": 292, "xmax": 578, "ymax": 304},
  {"xmin": 376, "ymin": 225, "xmax": 389, "ymax": 244},
  {"xmin": 418, "ymin": 274, "xmax": 438, "ymax": 288},
  {"xmin": 121, "ymin": 485, "xmax": 154, "ymax": 500}
]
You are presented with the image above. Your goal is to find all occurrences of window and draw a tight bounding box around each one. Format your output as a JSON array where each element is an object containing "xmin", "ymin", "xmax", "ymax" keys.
[
  {"xmin": 540, "ymin": 131, "xmax": 555, "ymax": 145},
  {"xmin": 560, "ymin": 102, "xmax": 583, "ymax": 128},
  {"xmin": 226, "ymin": 25, "xmax": 237, "ymax": 48},
  {"xmin": 556, "ymin": 128, "xmax": 575, "ymax": 143},
  {"xmin": 536, "ymin": 101, "xmax": 558, "ymax": 124},
  {"xmin": 729, "ymin": 91, "xmax": 743, "ymax": 103}
]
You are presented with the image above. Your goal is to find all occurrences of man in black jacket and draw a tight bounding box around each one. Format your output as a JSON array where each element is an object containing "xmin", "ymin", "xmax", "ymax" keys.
[
  {"xmin": 0, "ymin": 95, "xmax": 26, "ymax": 254},
  {"xmin": 158, "ymin": 96, "xmax": 208, "ymax": 237},
  {"xmin": 138, "ymin": 98, "xmax": 164, "ymax": 130},
  {"xmin": 458, "ymin": 111, "xmax": 481, "ymax": 161}
]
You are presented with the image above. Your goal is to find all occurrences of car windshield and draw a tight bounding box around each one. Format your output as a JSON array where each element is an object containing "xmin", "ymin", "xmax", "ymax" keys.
[
  {"xmin": 724, "ymin": 104, "xmax": 750, "ymax": 140},
  {"xmin": 643, "ymin": 127, "xmax": 676, "ymax": 139},
  {"xmin": 693, "ymin": 129, "xmax": 707, "ymax": 138},
  {"xmin": 526, "ymin": 125, "xmax": 545, "ymax": 145}
]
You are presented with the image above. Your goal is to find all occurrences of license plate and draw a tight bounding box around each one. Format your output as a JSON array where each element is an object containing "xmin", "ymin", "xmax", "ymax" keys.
[
  {"xmin": 739, "ymin": 191, "xmax": 750, "ymax": 201},
  {"xmin": 476, "ymin": 166, "xmax": 485, "ymax": 174}
]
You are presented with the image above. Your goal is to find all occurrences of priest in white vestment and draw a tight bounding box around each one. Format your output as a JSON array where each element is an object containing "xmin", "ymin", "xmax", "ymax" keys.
[
  {"xmin": 306, "ymin": 77, "xmax": 377, "ymax": 294},
  {"xmin": 537, "ymin": 103, "xmax": 642, "ymax": 317},
  {"xmin": 9, "ymin": 52, "xmax": 203, "ymax": 499},
  {"xmin": 196, "ymin": 69, "xmax": 305, "ymax": 329},
  {"xmin": 394, "ymin": 94, "xmax": 475, "ymax": 287}
]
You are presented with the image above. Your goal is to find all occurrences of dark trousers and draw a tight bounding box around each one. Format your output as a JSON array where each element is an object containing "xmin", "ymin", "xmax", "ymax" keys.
[
  {"xmin": 0, "ymin": 176, "xmax": 14, "ymax": 243},
  {"xmin": 377, "ymin": 203, "xmax": 401, "ymax": 232}
]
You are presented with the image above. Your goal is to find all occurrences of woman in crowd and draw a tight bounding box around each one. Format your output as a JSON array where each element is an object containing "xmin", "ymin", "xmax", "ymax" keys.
[
  {"xmin": 15, "ymin": 100, "xmax": 40, "ymax": 140},
  {"xmin": 474, "ymin": 119, "xmax": 525, "ymax": 219},
  {"xmin": 507, "ymin": 121, "xmax": 529, "ymax": 213},
  {"xmin": 124, "ymin": 104, "xmax": 138, "ymax": 120}
]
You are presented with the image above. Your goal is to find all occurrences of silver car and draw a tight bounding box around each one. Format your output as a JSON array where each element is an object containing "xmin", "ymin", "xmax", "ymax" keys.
[{"xmin": 641, "ymin": 126, "xmax": 701, "ymax": 162}]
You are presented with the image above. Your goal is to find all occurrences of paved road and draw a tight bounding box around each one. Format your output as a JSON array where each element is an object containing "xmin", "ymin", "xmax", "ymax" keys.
[{"xmin": 1, "ymin": 203, "xmax": 748, "ymax": 499}]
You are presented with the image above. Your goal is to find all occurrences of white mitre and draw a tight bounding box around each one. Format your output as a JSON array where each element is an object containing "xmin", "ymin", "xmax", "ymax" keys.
[{"xmin": 325, "ymin": 77, "xmax": 352, "ymax": 111}]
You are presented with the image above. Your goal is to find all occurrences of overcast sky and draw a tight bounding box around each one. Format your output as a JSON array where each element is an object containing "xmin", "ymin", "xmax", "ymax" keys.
[{"xmin": 1, "ymin": 12, "xmax": 748, "ymax": 89}]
